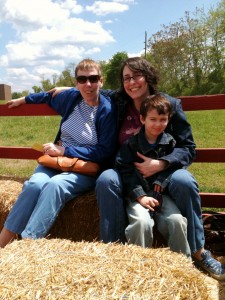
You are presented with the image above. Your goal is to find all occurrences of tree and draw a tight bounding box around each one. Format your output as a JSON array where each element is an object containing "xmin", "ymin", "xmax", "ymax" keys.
[
  {"xmin": 103, "ymin": 52, "xmax": 128, "ymax": 90},
  {"xmin": 40, "ymin": 78, "xmax": 55, "ymax": 91},
  {"xmin": 55, "ymin": 63, "xmax": 75, "ymax": 87},
  {"xmin": 206, "ymin": 1, "xmax": 225, "ymax": 94},
  {"xmin": 12, "ymin": 90, "xmax": 29, "ymax": 99},
  {"xmin": 32, "ymin": 86, "xmax": 42, "ymax": 93},
  {"xmin": 147, "ymin": 8, "xmax": 215, "ymax": 96}
]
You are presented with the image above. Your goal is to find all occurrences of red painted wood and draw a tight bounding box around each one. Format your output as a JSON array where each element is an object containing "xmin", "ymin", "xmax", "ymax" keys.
[
  {"xmin": 179, "ymin": 94, "xmax": 225, "ymax": 111},
  {"xmin": 0, "ymin": 104, "xmax": 57, "ymax": 116},
  {"xmin": 0, "ymin": 147, "xmax": 40, "ymax": 159},
  {"xmin": 1, "ymin": 147, "xmax": 224, "ymax": 162},
  {"xmin": 1, "ymin": 94, "xmax": 225, "ymax": 115},
  {"xmin": 200, "ymin": 193, "xmax": 225, "ymax": 208},
  {"xmin": 195, "ymin": 148, "xmax": 225, "ymax": 162}
]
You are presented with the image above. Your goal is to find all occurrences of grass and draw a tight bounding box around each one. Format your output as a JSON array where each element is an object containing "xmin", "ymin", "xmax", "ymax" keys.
[
  {"xmin": 0, "ymin": 110, "xmax": 224, "ymax": 194},
  {"xmin": 185, "ymin": 110, "xmax": 225, "ymax": 194},
  {"xmin": 0, "ymin": 115, "xmax": 60, "ymax": 179}
]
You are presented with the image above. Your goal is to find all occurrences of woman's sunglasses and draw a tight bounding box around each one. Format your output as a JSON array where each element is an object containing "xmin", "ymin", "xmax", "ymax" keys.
[{"xmin": 76, "ymin": 75, "xmax": 101, "ymax": 84}]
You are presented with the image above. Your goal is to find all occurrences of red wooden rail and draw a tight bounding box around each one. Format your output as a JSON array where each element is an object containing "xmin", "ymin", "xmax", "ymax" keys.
[{"xmin": 0, "ymin": 94, "xmax": 225, "ymax": 208}]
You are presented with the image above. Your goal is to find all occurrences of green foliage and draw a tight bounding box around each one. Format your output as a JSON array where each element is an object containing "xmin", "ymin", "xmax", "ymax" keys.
[
  {"xmin": 32, "ymin": 86, "xmax": 42, "ymax": 93},
  {"xmin": 12, "ymin": 90, "xmax": 29, "ymax": 99},
  {"xmin": 40, "ymin": 78, "xmax": 55, "ymax": 91},
  {"xmin": 55, "ymin": 63, "xmax": 75, "ymax": 87},
  {"xmin": 103, "ymin": 52, "xmax": 128, "ymax": 90}
]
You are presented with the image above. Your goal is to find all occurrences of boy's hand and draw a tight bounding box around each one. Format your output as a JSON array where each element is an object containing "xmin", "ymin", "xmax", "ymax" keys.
[{"xmin": 137, "ymin": 195, "xmax": 159, "ymax": 211}]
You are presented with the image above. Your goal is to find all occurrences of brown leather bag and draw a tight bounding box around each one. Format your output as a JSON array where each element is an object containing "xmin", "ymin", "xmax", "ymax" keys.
[{"xmin": 37, "ymin": 155, "xmax": 100, "ymax": 177}]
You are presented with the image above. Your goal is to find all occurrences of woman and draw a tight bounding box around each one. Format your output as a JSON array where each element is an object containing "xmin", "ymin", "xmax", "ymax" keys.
[
  {"xmin": 96, "ymin": 57, "xmax": 225, "ymax": 280},
  {"xmin": 0, "ymin": 58, "xmax": 117, "ymax": 248},
  {"xmin": 46, "ymin": 57, "xmax": 225, "ymax": 280}
]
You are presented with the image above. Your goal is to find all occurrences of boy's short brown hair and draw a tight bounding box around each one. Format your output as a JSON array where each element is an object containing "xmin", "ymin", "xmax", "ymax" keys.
[{"xmin": 140, "ymin": 94, "xmax": 172, "ymax": 119}]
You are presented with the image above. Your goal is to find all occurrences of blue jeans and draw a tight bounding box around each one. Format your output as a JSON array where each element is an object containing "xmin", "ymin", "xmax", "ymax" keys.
[
  {"xmin": 5, "ymin": 165, "xmax": 96, "ymax": 238},
  {"xmin": 95, "ymin": 168, "xmax": 205, "ymax": 254},
  {"xmin": 126, "ymin": 194, "xmax": 191, "ymax": 257}
]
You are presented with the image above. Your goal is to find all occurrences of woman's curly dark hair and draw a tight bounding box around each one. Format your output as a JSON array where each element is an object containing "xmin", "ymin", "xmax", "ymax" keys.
[{"xmin": 119, "ymin": 57, "xmax": 159, "ymax": 95}]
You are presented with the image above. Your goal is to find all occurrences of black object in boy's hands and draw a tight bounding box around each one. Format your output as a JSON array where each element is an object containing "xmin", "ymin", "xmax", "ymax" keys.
[{"xmin": 150, "ymin": 191, "xmax": 163, "ymax": 218}]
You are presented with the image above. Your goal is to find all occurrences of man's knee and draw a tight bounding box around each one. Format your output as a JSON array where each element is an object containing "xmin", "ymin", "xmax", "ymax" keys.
[{"xmin": 23, "ymin": 179, "xmax": 44, "ymax": 194}]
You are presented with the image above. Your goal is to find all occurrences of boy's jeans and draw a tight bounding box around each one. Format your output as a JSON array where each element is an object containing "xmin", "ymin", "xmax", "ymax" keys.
[
  {"xmin": 126, "ymin": 194, "xmax": 191, "ymax": 257},
  {"xmin": 95, "ymin": 168, "xmax": 205, "ymax": 254}
]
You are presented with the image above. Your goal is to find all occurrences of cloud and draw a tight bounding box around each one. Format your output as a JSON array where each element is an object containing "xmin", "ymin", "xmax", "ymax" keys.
[
  {"xmin": 34, "ymin": 66, "xmax": 61, "ymax": 78},
  {"xmin": 5, "ymin": 67, "xmax": 41, "ymax": 91},
  {"xmin": 86, "ymin": 1, "xmax": 129, "ymax": 16},
  {"xmin": 0, "ymin": 55, "xmax": 8, "ymax": 67},
  {"xmin": 0, "ymin": 0, "xmax": 135, "ymax": 92}
]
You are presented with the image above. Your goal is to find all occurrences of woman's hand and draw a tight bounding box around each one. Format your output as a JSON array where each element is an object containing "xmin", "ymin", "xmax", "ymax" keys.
[
  {"xmin": 137, "ymin": 195, "xmax": 159, "ymax": 211},
  {"xmin": 47, "ymin": 87, "xmax": 71, "ymax": 98},
  {"xmin": 134, "ymin": 152, "xmax": 168, "ymax": 177},
  {"xmin": 7, "ymin": 97, "xmax": 26, "ymax": 108},
  {"xmin": 43, "ymin": 143, "xmax": 65, "ymax": 157}
]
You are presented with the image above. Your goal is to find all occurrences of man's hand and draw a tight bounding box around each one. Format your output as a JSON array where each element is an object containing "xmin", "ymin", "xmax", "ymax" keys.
[
  {"xmin": 7, "ymin": 97, "xmax": 25, "ymax": 108},
  {"xmin": 43, "ymin": 142, "xmax": 65, "ymax": 157},
  {"xmin": 134, "ymin": 152, "xmax": 168, "ymax": 177}
]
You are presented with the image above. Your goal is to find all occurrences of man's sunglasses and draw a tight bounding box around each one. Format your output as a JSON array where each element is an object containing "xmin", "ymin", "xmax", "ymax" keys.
[{"xmin": 76, "ymin": 75, "xmax": 101, "ymax": 84}]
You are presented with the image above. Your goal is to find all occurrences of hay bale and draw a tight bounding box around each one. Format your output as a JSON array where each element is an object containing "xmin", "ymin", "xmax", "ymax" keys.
[
  {"xmin": 0, "ymin": 178, "xmax": 99, "ymax": 241},
  {"xmin": 0, "ymin": 239, "xmax": 221, "ymax": 299},
  {"xmin": 0, "ymin": 179, "xmax": 23, "ymax": 231},
  {"xmin": 49, "ymin": 191, "xmax": 100, "ymax": 241}
]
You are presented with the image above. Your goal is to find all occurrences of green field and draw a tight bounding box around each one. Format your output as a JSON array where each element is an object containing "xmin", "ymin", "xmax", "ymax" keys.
[{"xmin": 0, "ymin": 110, "xmax": 224, "ymax": 195}]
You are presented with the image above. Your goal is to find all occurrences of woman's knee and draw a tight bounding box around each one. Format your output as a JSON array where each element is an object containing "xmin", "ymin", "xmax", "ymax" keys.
[
  {"xmin": 95, "ymin": 169, "xmax": 122, "ymax": 201},
  {"xmin": 170, "ymin": 169, "xmax": 198, "ymax": 192},
  {"xmin": 96, "ymin": 169, "xmax": 120, "ymax": 187}
]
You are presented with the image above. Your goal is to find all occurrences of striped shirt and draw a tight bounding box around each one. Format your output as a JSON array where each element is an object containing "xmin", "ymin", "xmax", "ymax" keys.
[{"xmin": 60, "ymin": 99, "xmax": 98, "ymax": 147}]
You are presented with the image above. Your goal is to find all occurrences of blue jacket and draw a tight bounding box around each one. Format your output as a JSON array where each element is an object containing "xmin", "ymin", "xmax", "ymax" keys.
[
  {"xmin": 49, "ymin": 88, "xmax": 196, "ymax": 169},
  {"xmin": 25, "ymin": 89, "xmax": 117, "ymax": 167},
  {"xmin": 101, "ymin": 89, "xmax": 196, "ymax": 169},
  {"xmin": 116, "ymin": 126, "xmax": 178, "ymax": 201}
]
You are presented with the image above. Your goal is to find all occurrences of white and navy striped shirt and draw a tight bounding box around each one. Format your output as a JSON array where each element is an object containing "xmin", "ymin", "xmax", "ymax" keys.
[{"xmin": 60, "ymin": 99, "xmax": 98, "ymax": 147}]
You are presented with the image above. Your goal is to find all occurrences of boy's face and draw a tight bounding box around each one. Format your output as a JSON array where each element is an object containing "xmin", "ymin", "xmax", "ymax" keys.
[{"xmin": 140, "ymin": 109, "xmax": 169, "ymax": 140}]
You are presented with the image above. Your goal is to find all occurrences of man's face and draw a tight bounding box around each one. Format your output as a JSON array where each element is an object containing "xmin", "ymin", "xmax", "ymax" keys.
[{"xmin": 76, "ymin": 68, "xmax": 103, "ymax": 105}]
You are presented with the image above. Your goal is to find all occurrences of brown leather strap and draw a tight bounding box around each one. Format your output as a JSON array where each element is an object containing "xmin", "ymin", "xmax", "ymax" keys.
[{"xmin": 57, "ymin": 156, "xmax": 79, "ymax": 168}]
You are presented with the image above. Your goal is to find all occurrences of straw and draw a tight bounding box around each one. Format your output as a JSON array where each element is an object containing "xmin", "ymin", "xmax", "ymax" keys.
[{"xmin": 0, "ymin": 239, "xmax": 220, "ymax": 299}]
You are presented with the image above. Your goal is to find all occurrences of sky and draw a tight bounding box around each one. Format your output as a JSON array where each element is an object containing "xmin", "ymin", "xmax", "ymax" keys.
[{"xmin": 0, "ymin": 0, "xmax": 220, "ymax": 93}]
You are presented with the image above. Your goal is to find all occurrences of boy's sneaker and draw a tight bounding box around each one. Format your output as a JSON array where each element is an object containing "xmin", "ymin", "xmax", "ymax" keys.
[{"xmin": 193, "ymin": 250, "xmax": 225, "ymax": 280}]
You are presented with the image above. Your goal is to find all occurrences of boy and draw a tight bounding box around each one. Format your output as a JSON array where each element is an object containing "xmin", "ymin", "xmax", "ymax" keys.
[{"xmin": 116, "ymin": 94, "xmax": 191, "ymax": 257}]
